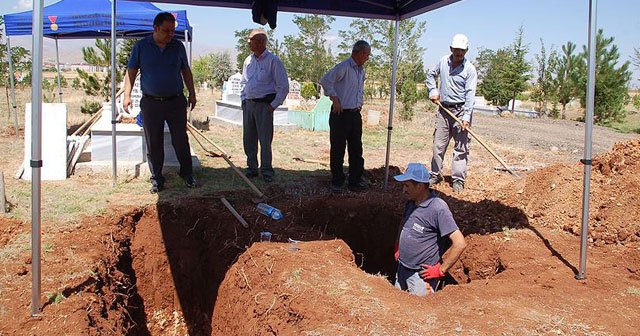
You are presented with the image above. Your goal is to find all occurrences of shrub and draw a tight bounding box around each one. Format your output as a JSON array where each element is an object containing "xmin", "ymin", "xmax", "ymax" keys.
[
  {"xmin": 81, "ymin": 100, "xmax": 101, "ymax": 115},
  {"xmin": 300, "ymin": 82, "xmax": 317, "ymax": 100},
  {"xmin": 398, "ymin": 79, "xmax": 418, "ymax": 121}
]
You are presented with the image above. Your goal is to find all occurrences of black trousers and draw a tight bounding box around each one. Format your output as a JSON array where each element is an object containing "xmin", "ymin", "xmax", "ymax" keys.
[
  {"xmin": 329, "ymin": 108, "xmax": 364, "ymax": 186},
  {"xmin": 140, "ymin": 95, "xmax": 192, "ymax": 184}
]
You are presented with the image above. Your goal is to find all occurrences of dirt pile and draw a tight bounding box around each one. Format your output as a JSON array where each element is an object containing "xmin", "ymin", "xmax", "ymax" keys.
[{"xmin": 496, "ymin": 139, "xmax": 640, "ymax": 245}]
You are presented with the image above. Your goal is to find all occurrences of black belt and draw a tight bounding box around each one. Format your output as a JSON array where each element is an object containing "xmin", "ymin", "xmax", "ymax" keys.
[
  {"xmin": 143, "ymin": 93, "xmax": 181, "ymax": 101},
  {"xmin": 441, "ymin": 102, "xmax": 464, "ymax": 109},
  {"xmin": 247, "ymin": 93, "xmax": 276, "ymax": 103},
  {"xmin": 342, "ymin": 107, "xmax": 362, "ymax": 113}
]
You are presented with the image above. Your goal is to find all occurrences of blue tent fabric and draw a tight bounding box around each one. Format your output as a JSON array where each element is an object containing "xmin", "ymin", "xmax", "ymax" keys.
[
  {"xmin": 4, "ymin": 0, "xmax": 193, "ymax": 40},
  {"xmin": 143, "ymin": 0, "xmax": 461, "ymax": 20}
]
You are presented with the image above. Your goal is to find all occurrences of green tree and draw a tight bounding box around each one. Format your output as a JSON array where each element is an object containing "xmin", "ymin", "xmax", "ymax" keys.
[
  {"xmin": 192, "ymin": 51, "xmax": 235, "ymax": 93},
  {"xmin": 632, "ymin": 94, "xmax": 640, "ymax": 111},
  {"xmin": 398, "ymin": 78, "xmax": 418, "ymax": 120},
  {"xmin": 504, "ymin": 26, "xmax": 532, "ymax": 112},
  {"xmin": 117, "ymin": 38, "xmax": 138, "ymax": 70},
  {"xmin": 478, "ymin": 49, "xmax": 513, "ymax": 106},
  {"xmin": 477, "ymin": 27, "xmax": 532, "ymax": 108},
  {"xmin": 338, "ymin": 18, "xmax": 426, "ymax": 100},
  {"xmin": 76, "ymin": 39, "xmax": 125, "ymax": 101},
  {"xmin": 1, "ymin": 17, "xmax": 31, "ymax": 88},
  {"xmin": 474, "ymin": 47, "xmax": 496, "ymax": 85},
  {"xmin": 71, "ymin": 77, "xmax": 81, "ymax": 90},
  {"xmin": 282, "ymin": 15, "xmax": 335, "ymax": 96},
  {"xmin": 553, "ymin": 41, "xmax": 580, "ymax": 119},
  {"xmin": 632, "ymin": 47, "xmax": 640, "ymax": 69},
  {"xmin": 300, "ymin": 82, "xmax": 317, "ymax": 100},
  {"xmin": 530, "ymin": 39, "xmax": 559, "ymax": 116},
  {"xmin": 576, "ymin": 29, "xmax": 632, "ymax": 125},
  {"xmin": 211, "ymin": 51, "xmax": 235, "ymax": 89}
]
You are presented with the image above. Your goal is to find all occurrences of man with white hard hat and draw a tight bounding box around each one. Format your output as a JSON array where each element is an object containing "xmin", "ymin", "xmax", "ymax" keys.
[
  {"xmin": 425, "ymin": 33, "xmax": 478, "ymax": 192},
  {"xmin": 393, "ymin": 163, "xmax": 467, "ymax": 296}
]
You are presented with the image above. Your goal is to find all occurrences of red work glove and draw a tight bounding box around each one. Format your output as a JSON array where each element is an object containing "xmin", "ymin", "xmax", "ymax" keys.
[
  {"xmin": 394, "ymin": 242, "xmax": 399, "ymax": 261},
  {"xmin": 419, "ymin": 262, "xmax": 445, "ymax": 280}
]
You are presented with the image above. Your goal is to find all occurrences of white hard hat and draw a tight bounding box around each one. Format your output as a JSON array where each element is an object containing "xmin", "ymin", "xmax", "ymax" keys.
[{"xmin": 450, "ymin": 34, "xmax": 469, "ymax": 49}]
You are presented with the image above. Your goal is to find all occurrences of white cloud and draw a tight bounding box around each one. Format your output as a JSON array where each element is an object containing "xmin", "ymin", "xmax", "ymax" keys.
[{"xmin": 14, "ymin": 0, "xmax": 32, "ymax": 11}]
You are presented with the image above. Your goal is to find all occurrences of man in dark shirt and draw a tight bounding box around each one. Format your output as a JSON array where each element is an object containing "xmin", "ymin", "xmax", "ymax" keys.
[
  {"xmin": 123, "ymin": 12, "xmax": 197, "ymax": 193},
  {"xmin": 393, "ymin": 163, "xmax": 467, "ymax": 296}
]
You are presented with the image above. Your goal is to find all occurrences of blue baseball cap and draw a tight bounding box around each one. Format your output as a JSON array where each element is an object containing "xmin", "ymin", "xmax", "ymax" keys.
[{"xmin": 393, "ymin": 163, "xmax": 431, "ymax": 184}]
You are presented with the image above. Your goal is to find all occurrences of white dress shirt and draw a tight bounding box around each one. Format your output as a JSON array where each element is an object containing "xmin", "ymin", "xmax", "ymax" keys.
[{"xmin": 241, "ymin": 50, "xmax": 289, "ymax": 109}]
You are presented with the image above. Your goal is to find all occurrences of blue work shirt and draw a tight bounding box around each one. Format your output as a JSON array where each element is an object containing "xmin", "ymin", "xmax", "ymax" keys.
[
  {"xmin": 426, "ymin": 54, "xmax": 478, "ymax": 122},
  {"xmin": 240, "ymin": 50, "xmax": 289, "ymax": 109},
  {"xmin": 127, "ymin": 36, "xmax": 189, "ymax": 97},
  {"xmin": 320, "ymin": 57, "xmax": 365, "ymax": 110},
  {"xmin": 398, "ymin": 193, "xmax": 459, "ymax": 270}
]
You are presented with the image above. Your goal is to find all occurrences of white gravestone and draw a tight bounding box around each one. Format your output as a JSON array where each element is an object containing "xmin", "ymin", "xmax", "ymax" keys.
[
  {"xmin": 116, "ymin": 75, "xmax": 143, "ymax": 118},
  {"xmin": 286, "ymin": 79, "xmax": 301, "ymax": 107},
  {"xmin": 22, "ymin": 103, "xmax": 68, "ymax": 180},
  {"xmin": 221, "ymin": 72, "xmax": 243, "ymax": 104}
]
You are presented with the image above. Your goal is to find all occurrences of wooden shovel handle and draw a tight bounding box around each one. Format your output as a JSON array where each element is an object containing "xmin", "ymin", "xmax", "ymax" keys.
[{"xmin": 437, "ymin": 102, "xmax": 519, "ymax": 177}]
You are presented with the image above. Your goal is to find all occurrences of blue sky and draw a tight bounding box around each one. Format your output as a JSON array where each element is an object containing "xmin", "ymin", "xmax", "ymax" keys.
[{"xmin": 2, "ymin": 0, "xmax": 639, "ymax": 84}]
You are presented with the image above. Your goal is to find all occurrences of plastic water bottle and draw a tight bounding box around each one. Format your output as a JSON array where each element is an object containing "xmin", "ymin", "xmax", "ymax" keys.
[{"xmin": 257, "ymin": 203, "xmax": 283, "ymax": 220}]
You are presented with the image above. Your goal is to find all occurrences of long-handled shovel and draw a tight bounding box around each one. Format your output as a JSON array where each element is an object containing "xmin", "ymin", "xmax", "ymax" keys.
[
  {"xmin": 186, "ymin": 122, "xmax": 267, "ymax": 202},
  {"xmin": 437, "ymin": 102, "xmax": 520, "ymax": 177}
]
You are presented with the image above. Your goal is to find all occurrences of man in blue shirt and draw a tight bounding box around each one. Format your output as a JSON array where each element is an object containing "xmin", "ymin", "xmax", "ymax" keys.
[
  {"xmin": 123, "ymin": 12, "xmax": 197, "ymax": 193},
  {"xmin": 393, "ymin": 163, "xmax": 467, "ymax": 296},
  {"xmin": 321, "ymin": 40, "xmax": 371, "ymax": 193},
  {"xmin": 426, "ymin": 34, "xmax": 478, "ymax": 192},
  {"xmin": 240, "ymin": 29, "xmax": 289, "ymax": 183}
]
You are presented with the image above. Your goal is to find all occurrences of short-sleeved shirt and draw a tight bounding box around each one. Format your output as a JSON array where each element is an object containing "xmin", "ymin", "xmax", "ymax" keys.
[
  {"xmin": 127, "ymin": 36, "xmax": 189, "ymax": 97},
  {"xmin": 398, "ymin": 194, "xmax": 459, "ymax": 270}
]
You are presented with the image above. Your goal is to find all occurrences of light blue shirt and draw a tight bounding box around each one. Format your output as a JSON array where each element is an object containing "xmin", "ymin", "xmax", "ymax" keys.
[
  {"xmin": 426, "ymin": 55, "xmax": 478, "ymax": 122},
  {"xmin": 320, "ymin": 57, "xmax": 365, "ymax": 110},
  {"xmin": 240, "ymin": 50, "xmax": 289, "ymax": 109}
]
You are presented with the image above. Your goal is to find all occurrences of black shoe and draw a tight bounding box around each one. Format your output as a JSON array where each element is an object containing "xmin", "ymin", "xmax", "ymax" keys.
[
  {"xmin": 348, "ymin": 180, "xmax": 369, "ymax": 192},
  {"xmin": 150, "ymin": 183, "xmax": 164, "ymax": 194},
  {"xmin": 245, "ymin": 170, "xmax": 259, "ymax": 178},
  {"xmin": 183, "ymin": 175, "xmax": 197, "ymax": 188},
  {"xmin": 263, "ymin": 175, "xmax": 274, "ymax": 183},
  {"xmin": 331, "ymin": 183, "xmax": 344, "ymax": 194}
]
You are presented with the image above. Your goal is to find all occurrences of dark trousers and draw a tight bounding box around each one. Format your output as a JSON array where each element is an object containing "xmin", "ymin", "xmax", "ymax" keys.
[
  {"xmin": 329, "ymin": 108, "xmax": 364, "ymax": 186},
  {"xmin": 140, "ymin": 95, "xmax": 193, "ymax": 185}
]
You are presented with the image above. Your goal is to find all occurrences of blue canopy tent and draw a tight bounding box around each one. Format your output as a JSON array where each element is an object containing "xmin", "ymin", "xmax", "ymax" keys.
[
  {"xmin": 3, "ymin": 0, "xmax": 193, "ymax": 105},
  {"xmin": 26, "ymin": 0, "xmax": 599, "ymax": 315}
]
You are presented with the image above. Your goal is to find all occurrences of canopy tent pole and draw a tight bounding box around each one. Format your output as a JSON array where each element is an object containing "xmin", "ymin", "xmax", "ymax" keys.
[
  {"xmin": 110, "ymin": 0, "xmax": 118, "ymax": 186},
  {"xmin": 383, "ymin": 18, "xmax": 400, "ymax": 190},
  {"xmin": 189, "ymin": 30, "xmax": 193, "ymax": 65},
  {"xmin": 30, "ymin": 0, "xmax": 44, "ymax": 316},
  {"xmin": 6, "ymin": 36, "xmax": 19, "ymax": 139},
  {"xmin": 185, "ymin": 30, "xmax": 192, "ymax": 123},
  {"xmin": 577, "ymin": 0, "xmax": 597, "ymax": 280},
  {"xmin": 54, "ymin": 38, "xmax": 63, "ymax": 102}
]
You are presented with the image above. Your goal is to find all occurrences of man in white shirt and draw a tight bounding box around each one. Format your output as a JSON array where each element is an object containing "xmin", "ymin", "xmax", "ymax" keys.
[
  {"xmin": 425, "ymin": 34, "xmax": 478, "ymax": 192},
  {"xmin": 321, "ymin": 40, "xmax": 371, "ymax": 193},
  {"xmin": 240, "ymin": 29, "xmax": 289, "ymax": 182}
]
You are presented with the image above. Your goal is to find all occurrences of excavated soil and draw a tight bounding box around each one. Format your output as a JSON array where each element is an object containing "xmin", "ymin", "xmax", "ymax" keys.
[{"xmin": 0, "ymin": 140, "xmax": 639, "ymax": 335}]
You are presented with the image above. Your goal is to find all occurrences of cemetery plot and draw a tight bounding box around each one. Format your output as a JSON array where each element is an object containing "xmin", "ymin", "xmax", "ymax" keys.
[{"xmin": 0, "ymin": 140, "xmax": 639, "ymax": 334}]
